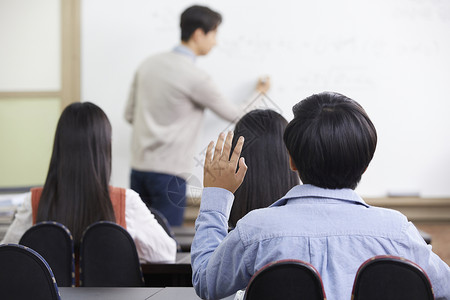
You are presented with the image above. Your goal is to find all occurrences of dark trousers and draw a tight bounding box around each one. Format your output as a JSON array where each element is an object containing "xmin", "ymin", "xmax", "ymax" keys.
[{"xmin": 130, "ymin": 169, "xmax": 186, "ymax": 226}]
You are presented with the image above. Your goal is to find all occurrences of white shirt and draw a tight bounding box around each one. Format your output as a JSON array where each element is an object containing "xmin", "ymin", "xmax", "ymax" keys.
[{"xmin": 1, "ymin": 189, "xmax": 177, "ymax": 263}]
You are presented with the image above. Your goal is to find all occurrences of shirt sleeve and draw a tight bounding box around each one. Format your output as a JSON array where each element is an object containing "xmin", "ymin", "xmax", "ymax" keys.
[
  {"xmin": 124, "ymin": 72, "xmax": 138, "ymax": 124},
  {"xmin": 401, "ymin": 221, "xmax": 450, "ymax": 299},
  {"xmin": 191, "ymin": 188, "xmax": 252, "ymax": 300},
  {"xmin": 190, "ymin": 76, "xmax": 273, "ymax": 124},
  {"xmin": 190, "ymin": 76, "xmax": 241, "ymax": 123},
  {"xmin": 125, "ymin": 189, "xmax": 177, "ymax": 263},
  {"xmin": 1, "ymin": 193, "xmax": 33, "ymax": 244}
]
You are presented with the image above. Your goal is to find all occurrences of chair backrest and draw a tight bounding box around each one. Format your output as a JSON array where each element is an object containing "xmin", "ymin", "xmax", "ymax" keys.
[
  {"xmin": 244, "ymin": 259, "xmax": 326, "ymax": 300},
  {"xmin": 148, "ymin": 207, "xmax": 175, "ymax": 238},
  {"xmin": 79, "ymin": 221, "xmax": 144, "ymax": 287},
  {"xmin": 0, "ymin": 244, "xmax": 61, "ymax": 300},
  {"xmin": 352, "ymin": 255, "xmax": 434, "ymax": 300},
  {"xmin": 19, "ymin": 221, "xmax": 75, "ymax": 287},
  {"xmin": 148, "ymin": 207, "xmax": 181, "ymax": 252}
]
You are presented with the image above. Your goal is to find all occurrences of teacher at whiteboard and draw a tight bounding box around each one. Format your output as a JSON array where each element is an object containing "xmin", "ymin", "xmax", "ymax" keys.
[{"xmin": 124, "ymin": 5, "xmax": 269, "ymax": 226}]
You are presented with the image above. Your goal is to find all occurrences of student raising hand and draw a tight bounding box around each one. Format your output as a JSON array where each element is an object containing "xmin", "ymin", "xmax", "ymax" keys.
[{"xmin": 203, "ymin": 131, "xmax": 247, "ymax": 193}]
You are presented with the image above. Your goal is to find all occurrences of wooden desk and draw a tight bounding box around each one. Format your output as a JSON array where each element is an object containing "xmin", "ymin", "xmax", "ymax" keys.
[
  {"xmin": 142, "ymin": 252, "xmax": 192, "ymax": 287},
  {"xmin": 59, "ymin": 287, "xmax": 162, "ymax": 300}
]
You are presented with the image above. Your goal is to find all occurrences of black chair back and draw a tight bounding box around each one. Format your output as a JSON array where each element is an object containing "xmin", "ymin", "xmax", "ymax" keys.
[
  {"xmin": 19, "ymin": 221, "xmax": 75, "ymax": 287},
  {"xmin": 244, "ymin": 259, "xmax": 326, "ymax": 300},
  {"xmin": 148, "ymin": 207, "xmax": 182, "ymax": 252},
  {"xmin": 352, "ymin": 255, "xmax": 434, "ymax": 300},
  {"xmin": 79, "ymin": 221, "xmax": 144, "ymax": 287},
  {"xmin": 148, "ymin": 207, "xmax": 175, "ymax": 237},
  {"xmin": 0, "ymin": 244, "xmax": 61, "ymax": 300}
]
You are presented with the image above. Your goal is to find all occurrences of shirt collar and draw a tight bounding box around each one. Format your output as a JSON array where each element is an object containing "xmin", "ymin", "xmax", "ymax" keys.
[
  {"xmin": 270, "ymin": 184, "xmax": 369, "ymax": 208},
  {"xmin": 173, "ymin": 44, "xmax": 196, "ymax": 62}
]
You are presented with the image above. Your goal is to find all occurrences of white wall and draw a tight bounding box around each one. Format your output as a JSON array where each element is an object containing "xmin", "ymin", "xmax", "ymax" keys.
[
  {"xmin": 82, "ymin": 0, "xmax": 450, "ymax": 197},
  {"xmin": 0, "ymin": 0, "xmax": 60, "ymax": 91},
  {"xmin": 0, "ymin": 0, "xmax": 61, "ymax": 188}
]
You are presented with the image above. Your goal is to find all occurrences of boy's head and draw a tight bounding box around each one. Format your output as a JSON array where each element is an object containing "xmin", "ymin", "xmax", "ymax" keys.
[
  {"xmin": 180, "ymin": 5, "xmax": 222, "ymax": 42},
  {"xmin": 283, "ymin": 92, "xmax": 377, "ymax": 190}
]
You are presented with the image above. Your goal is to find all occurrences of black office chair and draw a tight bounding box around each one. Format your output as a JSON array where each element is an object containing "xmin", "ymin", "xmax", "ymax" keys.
[
  {"xmin": 351, "ymin": 255, "xmax": 434, "ymax": 300},
  {"xmin": 79, "ymin": 221, "xmax": 144, "ymax": 287},
  {"xmin": 244, "ymin": 259, "xmax": 326, "ymax": 300},
  {"xmin": 148, "ymin": 206, "xmax": 175, "ymax": 237},
  {"xmin": 148, "ymin": 207, "xmax": 181, "ymax": 252},
  {"xmin": 0, "ymin": 244, "xmax": 61, "ymax": 300},
  {"xmin": 19, "ymin": 221, "xmax": 75, "ymax": 287}
]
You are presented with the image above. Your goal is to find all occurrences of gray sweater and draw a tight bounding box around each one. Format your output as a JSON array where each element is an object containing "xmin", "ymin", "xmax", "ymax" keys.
[{"xmin": 125, "ymin": 50, "xmax": 242, "ymax": 179}]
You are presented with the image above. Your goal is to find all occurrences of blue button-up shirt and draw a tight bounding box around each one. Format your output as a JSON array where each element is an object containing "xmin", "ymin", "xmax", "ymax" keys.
[
  {"xmin": 191, "ymin": 184, "xmax": 450, "ymax": 300},
  {"xmin": 173, "ymin": 44, "xmax": 196, "ymax": 62}
]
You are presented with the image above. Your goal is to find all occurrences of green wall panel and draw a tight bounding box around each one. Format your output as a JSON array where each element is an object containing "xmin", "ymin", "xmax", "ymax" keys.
[{"xmin": 0, "ymin": 98, "xmax": 60, "ymax": 188}]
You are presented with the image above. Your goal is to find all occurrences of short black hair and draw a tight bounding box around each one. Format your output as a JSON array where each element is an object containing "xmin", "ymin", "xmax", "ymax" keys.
[
  {"xmin": 180, "ymin": 5, "xmax": 222, "ymax": 41},
  {"xmin": 283, "ymin": 92, "xmax": 377, "ymax": 190}
]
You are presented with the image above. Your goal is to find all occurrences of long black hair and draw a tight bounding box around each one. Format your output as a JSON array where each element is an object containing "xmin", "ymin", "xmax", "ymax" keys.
[
  {"xmin": 36, "ymin": 102, "xmax": 116, "ymax": 245},
  {"xmin": 229, "ymin": 109, "xmax": 299, "ymax": 228}
]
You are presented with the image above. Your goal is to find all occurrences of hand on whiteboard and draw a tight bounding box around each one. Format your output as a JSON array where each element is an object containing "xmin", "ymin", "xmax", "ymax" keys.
[
  {"xmin": 256, "ymin": 76, "xmax": 270, "ymax": 93},
  {"xmin": 203, "ymin": 131, "xmax": 247, "ymax": 194}
]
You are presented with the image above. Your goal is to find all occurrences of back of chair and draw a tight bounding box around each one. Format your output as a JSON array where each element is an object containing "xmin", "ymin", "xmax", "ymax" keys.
[
  {"xmin": 79, "ymin": 221, "xmax": 144, "ymax": 287},
  {"xmin": 148, "ymin": 207, "xmax": 182, "ymax": 252},
  {"xmin": 352, "ymin": 255, "xmax": 434, "ymax": 300},
  {"xmin": 0, "ymin": 244, "xmax": 61, "ymax": 300},
  {"xmin": 244, "ymin": 259, "xmax": 326, "ymax": 300},
  {"xmin": 148, "ymin": 206, "xmax": 175, "ymax": 238},
  {"xmin": 19, "ymin": 221, "xmax": 75, "ymax": 287}
]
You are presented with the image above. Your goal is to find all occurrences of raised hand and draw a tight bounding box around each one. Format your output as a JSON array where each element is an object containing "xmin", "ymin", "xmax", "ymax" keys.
[{"xmin": 203, "ymin": 131, "xmax": 248, "ymax": 193}]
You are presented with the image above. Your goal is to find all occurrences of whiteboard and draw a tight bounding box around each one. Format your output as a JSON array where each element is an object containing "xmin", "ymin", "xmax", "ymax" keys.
[{"xmin": 81, "ymin": 0, "xmax": 450, "ymax": 197}]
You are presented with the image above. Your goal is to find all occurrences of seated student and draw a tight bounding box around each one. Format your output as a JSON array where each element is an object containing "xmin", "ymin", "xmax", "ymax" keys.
[
  {"xmin": 228, "ymin": 109, "xmax": 299, "ymax": 229},
  {"xmin": 1, "ymin": 102, "xmax": 176, "ymax": 263},
  {"xmin": 191, "ymin": 92, "xmax": 450, "ymax": 300}
]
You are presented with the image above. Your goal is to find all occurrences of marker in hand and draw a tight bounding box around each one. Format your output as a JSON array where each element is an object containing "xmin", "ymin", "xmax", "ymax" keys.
[{"xmin": 257, "ymin": 75, "xmax": 270, "ymax": 93}]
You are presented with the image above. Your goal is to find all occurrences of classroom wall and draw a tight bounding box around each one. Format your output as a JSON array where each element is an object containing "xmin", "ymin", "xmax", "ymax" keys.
[
  {"xmin": 0, "ymin": 98, "xmax": 59, "ymax": 187},
  {"xmin": 81, "ymin": 0, "xmax": 450, "ymax": 197},
  {"xmin": 0, "ymin": 0, "xmax": 61, "ymax": 188},
  {"xmin": 0, "ymin": 0, "xmax": 60, "ymax": 91}
]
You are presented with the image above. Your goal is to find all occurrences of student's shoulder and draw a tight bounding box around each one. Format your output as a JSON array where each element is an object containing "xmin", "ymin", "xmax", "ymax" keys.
[
  {"xmin": 232, "ymin": 206, "xmax": 288, "ymax": 246},
  {"xmin": 122, "ymin": 188, "xmax": 140, "ymax": 200},
  {"xmin": 364, "ymin": 205, "xmax": 411, "ymax": 233},
  {"xmin": 109, "ymin": 186, "xmax": 141, "ymax": 203},
  {"xmin": 236, "ymin": 206, "xmax": 280, "ymax": 229},
  {"xmin": 114, "ymin": 188, "xmax": 149, "ymax": 214},
  {"xmin": 367, "ymin": 205, "xmax": 408, "ymax": 221}
]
